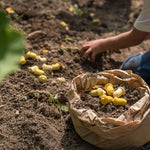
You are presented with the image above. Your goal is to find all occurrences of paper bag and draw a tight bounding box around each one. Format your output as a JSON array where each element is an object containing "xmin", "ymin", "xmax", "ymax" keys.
[{"xmin": 67, "ymin": 69, "xmax": 150, "ymax": 150}]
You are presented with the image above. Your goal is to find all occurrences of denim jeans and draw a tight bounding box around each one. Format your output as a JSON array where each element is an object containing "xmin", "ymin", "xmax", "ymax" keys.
[{"xmin": 120, "ymin": 51, "xmax": 150, "ymax": 85}]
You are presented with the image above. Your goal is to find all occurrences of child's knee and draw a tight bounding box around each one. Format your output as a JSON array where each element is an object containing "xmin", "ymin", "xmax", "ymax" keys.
[{"xmin": 120, "ymin": 53, "xmax": 143, "ymax": 74}]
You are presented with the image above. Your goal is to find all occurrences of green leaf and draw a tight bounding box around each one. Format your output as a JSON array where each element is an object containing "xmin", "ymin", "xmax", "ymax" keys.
[
  {"xmin": 34, "ymin": 92, "xmax": 39, "ymax": 96},
  {"xmin": 55, "ymin": 104, "xmax": 60, "ymax": 108},
  {"xmin": 0, "ymin": 144, "xmax": 4, "ymax": 146},
  {"xmin": 23, "ymin": 96, "xmax": 27, "ymax": 101},
  {"xmin": 0, "ymin": 10, "xmax": 24, "ymax": 81},
  {"xmin": 96, "ymin": 69, "xmax": 99, "ymax": 73},
  {"xmin": 60, "ymin": 106, "xmax": 68, "ymax": 112},
  {"xmin": 49, "ymin": 95, "xmax": 53, "ymax": 103},
  {"xmin": 73, "ymin": 4, "xmax": 84, "ymax": 17},
  {"xmin": 87, "ymin": 56, "xmax": 91, "ymax": 61},
  {"xmin": 63, "ymin": 37, "xmax": 75, "ymax": 42}
]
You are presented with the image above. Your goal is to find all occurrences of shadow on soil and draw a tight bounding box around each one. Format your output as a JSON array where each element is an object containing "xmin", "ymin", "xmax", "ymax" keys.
[
  {"xmin": 61, "ymin": 116, "xmax": 100, "ymax": 150},
  {"xmin": 56, "ymin": 0, "xmax": 132, "ymax": 34}
]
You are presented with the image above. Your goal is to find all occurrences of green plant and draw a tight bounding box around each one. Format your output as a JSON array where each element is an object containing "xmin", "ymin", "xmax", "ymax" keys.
[
  {"xmin": 72, "ymin": 4, "xmax": 88, "ymax": 17},
  {"xmin": 73, "ymin": 4, "xmax": 84, "ymax": 17},
  {"xmin": 54, "ymin": 94, "xmax": 68, "ymax": 113},
  {"xmin": 0, "ymin": 9, "xmax": 24, "ymax": 81},
  {"xmin": 63, "ymin": 36, "xmax": 76, "ymax": 42},
  {"xmin": 0, "ymin": 144, "xmax": 4, "ymax": 147},
  {"xmin": 87, "ymin": 56, "xmax": 91, "ymax": 61}
]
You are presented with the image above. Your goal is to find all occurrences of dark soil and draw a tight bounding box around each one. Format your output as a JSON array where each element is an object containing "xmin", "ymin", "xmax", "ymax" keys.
[
  {"xmin": 0, "ymin": 0, "xmax": 150, "ymax": 150},
  {"xmin": 74, "ymin": 84, "xmax": 141, "ymax": 118}
]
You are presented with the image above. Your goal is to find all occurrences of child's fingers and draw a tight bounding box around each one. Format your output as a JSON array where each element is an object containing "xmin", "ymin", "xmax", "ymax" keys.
[
  {"xmin": 80, "ymin": 45, "xmax": 89, "ymax": 52},
  {"xmin": 91, "ymin": 53, "xmax": 96, "ymax": 61},
  {"xmin": 83, "ymin": 48, "xmax": 92, "ymax": 59},
  {"xmin": 80, "ymin": 42, "xmax": 91, "ymax": 52}
]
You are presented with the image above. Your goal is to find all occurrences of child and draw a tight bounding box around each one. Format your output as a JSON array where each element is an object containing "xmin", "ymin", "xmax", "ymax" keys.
[{"xmin": 81, "ymin": 0, "xmax": 150, "ymax": 85}]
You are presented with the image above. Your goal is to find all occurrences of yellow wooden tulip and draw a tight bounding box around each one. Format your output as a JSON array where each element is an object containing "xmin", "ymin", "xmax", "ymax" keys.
[
  {"xmin": 6, "ymin": 7, "xmax": 15, "ymax": 14},
  {"xmin": 56, "ymin": 77, "xmax": 66, "ymax": 83},
  {"xmin": 92, "ymin": 19, "xmax": 100, "ymax": 23},
  {"xmin": 90, "ymin": 88, "xmax": 106, "ymax": 97},
  {"xmin": 39, "ymin": 75, "xmax": 47, "ymax": 83},
  {"xmin": 113, "ymin": 87, "xmax": 126, "ymax": 98},
  {"xmin": 51, "ymin": 63, "xmax": 62, "ymax": 70},
  {"xmin": 34, "ymin": 68, "xmax": 44, "ymax": 75},
  {"xmin": 36, "ymin": 55, "xmax": 47, "ymax": 62},
  {"xmin": 28, "ymin": 66, "xmax": 39, "ymax": 73},
  {"xmin": 19, "ymin": 56, "xmax": 26, "ymax": 65},
  {"xmin": 100, "ymin": 95, "xmax": 113, "ymax": 108},
  {"xmin": 104, "ymin": 83, "xmax": 114, "ymax": 96},
  {"xmin": 60, "ymin": 21, "xmax": 68, "ymax": 27},
  {"xmin": 26, "ymin": 51, "xmax": 36, "ymax": 59},
  {"xmin": 112, "ymin": 97, "xmax": 127, "ymax": 106},
  {"xmin": 42, "ymin": 64, "xmax": 52, "ymax": 70}
]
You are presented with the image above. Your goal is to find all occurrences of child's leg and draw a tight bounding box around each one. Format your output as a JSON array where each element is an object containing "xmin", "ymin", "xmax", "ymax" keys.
[
  {"xmin": 120, "ymin": 51, "xmax": 150, "ymax": 85},
  {"xmin": 139, "ymin": 51, "xmax": 150, "ymax": 85},
  {"xmin": 120, "ymin": 53, "xmax": 143, "ymax": 74}
]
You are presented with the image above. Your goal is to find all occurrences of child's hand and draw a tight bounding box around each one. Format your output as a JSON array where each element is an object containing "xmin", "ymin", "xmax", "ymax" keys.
[{"xmin": 80, "ymin": 39, "xmax": 107, "ymax": 61}]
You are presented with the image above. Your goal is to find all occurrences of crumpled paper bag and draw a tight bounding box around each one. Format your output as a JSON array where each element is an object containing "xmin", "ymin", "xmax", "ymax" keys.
[{"xmin": 67, "ymin": 69, "xmax": 150, "ymax": 150}]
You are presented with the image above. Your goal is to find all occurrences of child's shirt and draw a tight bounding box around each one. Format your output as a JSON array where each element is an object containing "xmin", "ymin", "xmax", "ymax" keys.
[{"xmin": 134, "ymin": 0, "xmax": 150, "ymax": 32}]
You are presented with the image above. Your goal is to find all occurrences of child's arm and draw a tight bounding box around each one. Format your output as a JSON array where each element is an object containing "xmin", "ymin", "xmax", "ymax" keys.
[
  {"xmin": 81, "ymin": 27, "xmax": 149, "ymax": 61},
  {"xmin": 144, "ymin": 33, "xmax": 150, "ymax": 40}
]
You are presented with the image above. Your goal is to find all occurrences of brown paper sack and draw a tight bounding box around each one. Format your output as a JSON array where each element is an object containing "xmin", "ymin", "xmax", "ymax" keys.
[{"xmin": 67, "ymin": 69, "xmax": 150, "ymax": 150}]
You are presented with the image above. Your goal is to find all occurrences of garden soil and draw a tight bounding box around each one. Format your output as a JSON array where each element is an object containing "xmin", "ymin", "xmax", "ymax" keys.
[{"xmin": 0, "ymin": 0, "xmax": 150, "ymax": 149}]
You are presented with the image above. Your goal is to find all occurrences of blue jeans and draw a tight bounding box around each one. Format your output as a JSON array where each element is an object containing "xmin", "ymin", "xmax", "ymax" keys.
[{"xmin": 120, "ymin": 51, "xmax": 150, "ymax": 85}]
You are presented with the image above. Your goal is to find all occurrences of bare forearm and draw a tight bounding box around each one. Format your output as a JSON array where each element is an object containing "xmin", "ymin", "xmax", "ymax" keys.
[
  {"xmin": 104, "ymin": 28, "xmax": 149, "ymax": 51},
  {"xmin": 144, "ymin": 33, "xmax": 150, "ymax": 41}
]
